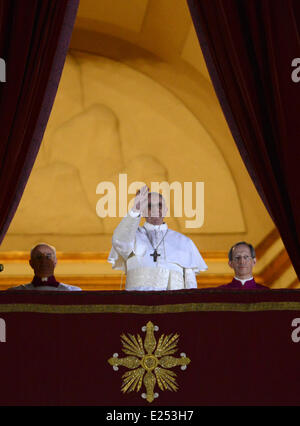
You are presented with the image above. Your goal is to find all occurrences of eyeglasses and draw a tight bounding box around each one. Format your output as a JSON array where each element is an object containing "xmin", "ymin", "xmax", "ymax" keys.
[{"xmin": 232, "ymin": 255, "xmax": 253, "ymax": 262}]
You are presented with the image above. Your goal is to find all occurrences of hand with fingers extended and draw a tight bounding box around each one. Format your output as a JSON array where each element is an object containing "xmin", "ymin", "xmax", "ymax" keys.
[{"xmin": 132, "ymin": 185, "xmax": 149, "ymax": 214}]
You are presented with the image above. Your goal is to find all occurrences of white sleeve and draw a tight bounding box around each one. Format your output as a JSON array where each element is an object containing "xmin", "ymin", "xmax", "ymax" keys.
[
  {"xmin": 184, "ymin": 268, "xmax": 198, "ymax": 289},
  {"xmin": 109, "ymin": 210, "xmax": 141, "ymax": 265}
]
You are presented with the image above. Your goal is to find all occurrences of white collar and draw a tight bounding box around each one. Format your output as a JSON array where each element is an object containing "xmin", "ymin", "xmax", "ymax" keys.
[
  {"xmin": 234, "ymin": 276, "xmax": 253, "ymax": 286},
  {"xmin": 143, "ymin": 221, "xmax": 168, "ymax": 232}
]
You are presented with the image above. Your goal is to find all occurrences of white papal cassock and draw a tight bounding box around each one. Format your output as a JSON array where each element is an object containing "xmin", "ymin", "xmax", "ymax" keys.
[{"xmin": 108, "ymin": 210, "xmax": 208, "ymax": 291}]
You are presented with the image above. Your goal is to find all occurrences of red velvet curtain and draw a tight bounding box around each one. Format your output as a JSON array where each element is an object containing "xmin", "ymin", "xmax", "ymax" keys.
[
  {"xmin": 187, "ymin": 0, "xmax": 300, "ymax": 278},
  {"xmin": 0, "ymin": 0, "xmax": 79, "ymax": 244}
]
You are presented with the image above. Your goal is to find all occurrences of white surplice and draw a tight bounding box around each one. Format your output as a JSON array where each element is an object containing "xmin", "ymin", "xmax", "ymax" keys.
[
  {"xmin": 9, "ymin": 282, "xmax": 82, "ymax": 291},
  {"xmin": 108, "ymin": 210, "xmax": 207, "ymax": 291}
]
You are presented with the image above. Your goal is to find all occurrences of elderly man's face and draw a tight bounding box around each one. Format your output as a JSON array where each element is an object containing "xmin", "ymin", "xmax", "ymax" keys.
[
  {"xmin": 144, "ymin": 193, "xmax": 167, "ymax": 225},
  {"xmin": 229, "ymin": 244, "xmax": 256, "ymax": 279},
  {"xmin": 29, "ymin": 245, "xmax": 57, "ymax": 278}
]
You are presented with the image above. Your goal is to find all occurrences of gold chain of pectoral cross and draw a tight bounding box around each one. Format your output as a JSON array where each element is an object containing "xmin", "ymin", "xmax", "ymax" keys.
[{"xmin": 144, "ymin": 228, "xmax": 168, "ymax": 262}]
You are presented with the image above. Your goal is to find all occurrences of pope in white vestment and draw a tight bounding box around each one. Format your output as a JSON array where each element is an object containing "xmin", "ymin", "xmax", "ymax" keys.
[{"xmin": 108, "ymin": 186, "xmax": 207, "ymax": 291}]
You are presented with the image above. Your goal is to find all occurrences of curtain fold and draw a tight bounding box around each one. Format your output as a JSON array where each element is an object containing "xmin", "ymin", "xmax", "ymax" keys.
[
  {"xmin": 187, "ymin": 0, "xmax": 300, "ymax": 278},
  {"xmin": 0, "ymin": 0, "xmax": 79, "ymax": 244}
]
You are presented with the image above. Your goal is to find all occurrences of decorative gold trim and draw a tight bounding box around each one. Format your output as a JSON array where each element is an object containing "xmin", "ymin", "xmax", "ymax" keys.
[
  {"xmin": 108, "ymin": 321, "xmax": 190, "ymax": 403},
  {"xmin": 0, "ymin": 301, "xmax": 300, "ymax": 314}
]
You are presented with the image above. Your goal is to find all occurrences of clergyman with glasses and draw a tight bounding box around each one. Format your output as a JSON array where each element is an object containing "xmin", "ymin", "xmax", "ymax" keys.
[{"xmin": 218, "ymin": 241, "xmax": 268, "ymax": 289}]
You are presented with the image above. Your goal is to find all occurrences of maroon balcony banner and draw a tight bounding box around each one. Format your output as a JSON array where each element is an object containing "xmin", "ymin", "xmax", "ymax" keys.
[{"xmin": 0, "ymin": 289, "xmax": 300, "ymax": 406}]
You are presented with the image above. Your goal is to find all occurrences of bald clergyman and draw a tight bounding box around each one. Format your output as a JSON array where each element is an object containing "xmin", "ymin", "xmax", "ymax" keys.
[
  {"xmin": 108, "ymin": 185, "xmax": 207, "ymax": 291},
  {"xmin": 9, "ymin": 243, "xmax": 82, "ymax": 291}
]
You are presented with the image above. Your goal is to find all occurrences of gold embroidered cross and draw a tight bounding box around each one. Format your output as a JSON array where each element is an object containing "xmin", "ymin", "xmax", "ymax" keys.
[{"xmin": 108, "ymin": 321, "xmax": 191, "ymax": 403}]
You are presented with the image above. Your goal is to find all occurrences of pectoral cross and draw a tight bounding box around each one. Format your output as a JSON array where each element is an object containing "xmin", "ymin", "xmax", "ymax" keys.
[{"xmin": 150, "ymin": 249, "xmax": 160, "ymax": 262}]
